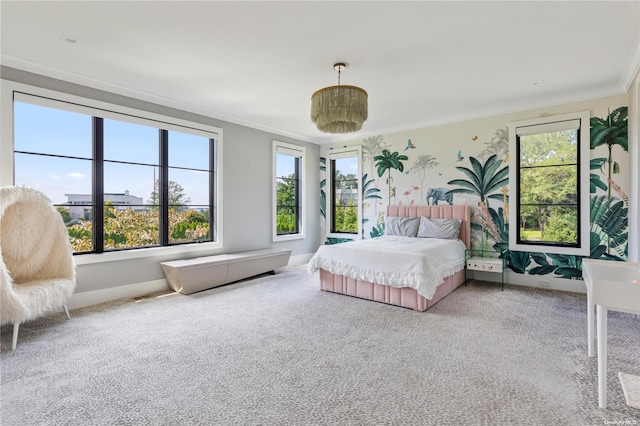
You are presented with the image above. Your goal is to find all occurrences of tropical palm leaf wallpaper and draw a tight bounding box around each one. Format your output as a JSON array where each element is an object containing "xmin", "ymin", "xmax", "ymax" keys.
[{"xmin": 319, "ymin": 95, "xmax": 629, "ymax": 280}]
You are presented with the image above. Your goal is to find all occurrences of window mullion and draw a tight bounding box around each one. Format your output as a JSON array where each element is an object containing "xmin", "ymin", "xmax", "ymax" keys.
[
  {"xmin": 159, "ymin": 130, "xmax": 169, "ymax": 246},
  {"xmin": 294, "ymin": 156, "xmax": 301, "ymax": 233},
  {"xmin": 93, "ymin": 117, "xmax": 104, "ymax": 253},
  {"xmin": 330, "ymin": 159, "xmax": 337, "ymax": 233},
  {"xmin": 209, "ymin": 138, "xmax": 216, "ymax": 242}
]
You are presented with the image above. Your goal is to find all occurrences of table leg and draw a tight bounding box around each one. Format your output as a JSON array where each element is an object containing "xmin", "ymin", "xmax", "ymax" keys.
[
  {"xmin": 597, "ymin": 304, "xmax": 607, "ymax": 409},
  {"xmin": 587, "ymin": 291, "xmax": 594, "ymax": 357}
]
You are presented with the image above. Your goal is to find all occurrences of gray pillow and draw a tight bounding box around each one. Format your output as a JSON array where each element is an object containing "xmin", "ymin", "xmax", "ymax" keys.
[
  {"xmin": 384, "ymin": 216, "xmax": 420, "ymax": 237},
  {"xmin": 417, "ymin": 217, "xmax": 462, "ymax": 239}
]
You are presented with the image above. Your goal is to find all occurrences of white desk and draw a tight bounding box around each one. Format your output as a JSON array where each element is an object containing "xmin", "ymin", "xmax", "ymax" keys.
[{"xmin": 582, "ymin": 259, "xmax": 640, "ymax": 409}]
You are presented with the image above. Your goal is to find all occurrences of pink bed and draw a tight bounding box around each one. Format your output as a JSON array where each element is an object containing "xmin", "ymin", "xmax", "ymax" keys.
[{"xmin": 317, "ymin": 205, "xmax": 470, "ymax": 312}]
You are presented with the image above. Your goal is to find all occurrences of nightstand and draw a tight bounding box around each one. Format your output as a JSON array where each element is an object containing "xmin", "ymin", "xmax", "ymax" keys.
[{"xmin": 465, "ymin": 249, "xmax": 507, "ymax": 290}]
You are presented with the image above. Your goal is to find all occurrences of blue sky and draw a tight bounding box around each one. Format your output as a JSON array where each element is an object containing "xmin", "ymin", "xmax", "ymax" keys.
[
  {"xmin": 16, "ymin": 101, "xmax": 359, "ymax": 205},
  {"xmin": 14, "ymin": 102, "xmax": 211, "ymax": 205}
]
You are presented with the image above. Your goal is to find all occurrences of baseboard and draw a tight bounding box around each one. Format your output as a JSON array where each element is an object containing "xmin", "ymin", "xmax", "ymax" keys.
[
  {"xmin": 68, "ymin": 279, "xmax": 170, "ymax": 310},
  {"xmin": 470, "ymin": 270, "xmax": 587, "ymax": 294},
  {"xmin": 69, "ymin": 255, "xmax": 313, "ymax": 310},
  {"xmin": 288, "ymin": 253, "xmax": 313, "ymax": 266}
]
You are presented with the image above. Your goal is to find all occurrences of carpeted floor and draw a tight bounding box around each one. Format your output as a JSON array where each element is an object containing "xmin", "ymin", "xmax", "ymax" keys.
[{"xmin": 1, "ymin": 265, "xmax": 639, "ymax": 425}]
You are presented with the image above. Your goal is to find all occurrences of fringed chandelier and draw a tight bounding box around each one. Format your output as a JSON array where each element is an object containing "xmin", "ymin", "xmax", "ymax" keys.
[{"xmin": 310, "ymin": 63, "xmax": 368, "ymax": 134}]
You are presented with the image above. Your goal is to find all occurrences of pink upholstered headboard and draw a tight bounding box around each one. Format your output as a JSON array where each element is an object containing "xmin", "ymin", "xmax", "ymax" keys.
[{"xmin": 387, "ymin": 205, "xmax": 471, "ymax": 249}]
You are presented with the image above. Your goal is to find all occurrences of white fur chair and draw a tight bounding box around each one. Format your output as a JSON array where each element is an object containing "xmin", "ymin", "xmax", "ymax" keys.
[{"xmin": 0, "ymin": 186, "xmax": 76, "ymax": 350}]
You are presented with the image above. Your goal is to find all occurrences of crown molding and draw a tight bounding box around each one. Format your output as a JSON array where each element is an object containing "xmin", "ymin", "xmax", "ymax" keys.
[
  {"xmin": 619, "ymin": 34, "xmax": 640, "ymax": 92},
  {"xmin": 0, "ymin": 55, "xmax": 318, "ymax": 144}
]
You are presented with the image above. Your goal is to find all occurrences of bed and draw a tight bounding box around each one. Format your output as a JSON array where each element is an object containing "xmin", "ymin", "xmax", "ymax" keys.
[{"xmin": 308, "ymin": 205, "xmax": 471, "ymax": 311}]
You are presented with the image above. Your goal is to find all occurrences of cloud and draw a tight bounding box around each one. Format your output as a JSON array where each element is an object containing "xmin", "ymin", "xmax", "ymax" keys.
[
  {"xmin": 50, "ymin": 174, "xmax": 61, "ymax": 181},
  {"xmin": 66, "ymin": 172, "xmax": 86, "ymax": 180}
]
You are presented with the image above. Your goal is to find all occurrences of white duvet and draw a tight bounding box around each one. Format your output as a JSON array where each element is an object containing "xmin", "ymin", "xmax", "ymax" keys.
[{"xmin": 307, "ymin": 235, "xmax": 466, "ymax": 300}]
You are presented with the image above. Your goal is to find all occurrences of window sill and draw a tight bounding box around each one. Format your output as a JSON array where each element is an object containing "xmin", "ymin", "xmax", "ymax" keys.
[
  {"xmin": 73, "ymin": 241, "xmax": 223, "ymax": 265},
  {"xmin": 327, "ymin": 232, "xmax": 359, "ymax": 240},
  {"xmin": 273, "ymin": 233, "xmax": 304, "ymax": 243}
]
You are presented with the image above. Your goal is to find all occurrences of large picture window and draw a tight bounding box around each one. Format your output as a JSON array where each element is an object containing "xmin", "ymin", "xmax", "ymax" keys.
[
  {"xmin": 273, "ymin": 141, "xmax": 304, "ymax": 241},
  {"xmin": 509, "ymin": 111, "xmax": 590, "ymax": 255},
  {"xmin": 326, "ymin": 146, "xmax": 361, "ymax": 237},
  {"xmin": 12, "ymin": 91, "xmax": 219, "ymax": 254}
]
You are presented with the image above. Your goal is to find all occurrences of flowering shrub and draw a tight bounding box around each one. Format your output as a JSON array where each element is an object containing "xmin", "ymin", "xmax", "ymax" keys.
[{"xmin": 67, "ymin": 207, "xmax": 209, "ymax": 252}]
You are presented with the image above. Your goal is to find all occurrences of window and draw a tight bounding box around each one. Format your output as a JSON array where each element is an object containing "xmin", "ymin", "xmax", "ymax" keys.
[
  {"xmin": 12, "ymin": 90, "xmax": 220, "ymax": 254},
  {"xmin": 508, "ymin": 111, "xmax": 590, "ymax": 255},
  {"xmin": 326, "ymin": 146, "xmax": 361, "ymax": 237},
  {"xmin": 273, "ymin": 141, "xmax": 304, "ymax": 241}
]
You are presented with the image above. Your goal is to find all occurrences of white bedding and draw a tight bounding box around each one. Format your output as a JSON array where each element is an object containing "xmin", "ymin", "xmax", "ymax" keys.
[{"xmin": 307, "ymin": 235, "xmax": 467, "ymax": 300}]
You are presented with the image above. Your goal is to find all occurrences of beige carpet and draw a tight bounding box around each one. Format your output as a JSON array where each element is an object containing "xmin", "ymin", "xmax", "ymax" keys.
[{"xmin": 2, "ymin": 265, "xmax": 639, "ymax": 425}]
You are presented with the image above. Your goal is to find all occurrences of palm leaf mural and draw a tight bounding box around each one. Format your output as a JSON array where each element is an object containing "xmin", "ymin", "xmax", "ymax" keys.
[
  {"xmin": 362, "ymin": 173, "xmax": 381, "ymax": 202},
  {"xmin": 590, "ymin": 107, "xmax": 628, "ymax": 199},
  {"xmin": 325, "ymin": 237, "xmax": 353, "ymax": 245},
  {"xmin": 487, "ymin": 206, "xmax": 505, "ymax": 242},
  {"xmin": 448, "ymin": 154, "xmax": 508, "ymax": 252},
  {"xmin": 320, "ymin": 157, "xmax": 326, "ymax": 218},
  {"xmin": 508, "ymin": 250, "xmax": 532, "ymax": 274},
  {"xmin": 590, "ymin": 107, "xmax": 628, "ymax": 256},
  {"xmin": 492, "ymin": 220, "xmax": 509, "ymax": 255},
  {"xmin": 362, "ymin": 135, "xmax": 388, "ymax": 214},
  {"xmin": 374, "ymin": 149, "xmax": 408, "ymax": 203},
  {"xmin": 361, "ymin": 173, "xmax": 381, "ymax": 238},
  {"xmin": 409, "ymin": 154, "xmax": 439, "ymax": 200},
  {"xmin": 590, "ymin": 107, "xmax": 628, "ymax": 152},
  {"xmin": 545, "ymin": 233, "xmax": 610, "ymax": 279},
  {"xmin": 369, "ymin": 223, "xmax": 384, "ymax": 238},
  {"xmin": 528, "ymin": 253, "xmax": 557, "ymax": 276},
  {"xmin": 590, "ymin": 158, "xmax": 608, "ymax": 193},
  {"xmin": 447, "ymin": 155, "xmax": 508, "ymax": 205},
  {"xmin": 590, "ymin": 195, "xmax": 628, "ymax": 258}
]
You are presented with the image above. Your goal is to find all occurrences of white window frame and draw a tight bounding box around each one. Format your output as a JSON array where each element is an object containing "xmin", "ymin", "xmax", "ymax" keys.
[
  {"xmin": 272, "ymin": 140, "xmax": 305, "ymax": 242},
  {"xmin": 326, "ymin": 145, "xmax": 362, "ymax": 240},
  {"xmin": 508, "ymin": 110, "xmax": 591, "ymax": 256},
  {"xmin": 0, "ymin": 80, "xmax": 224, "ymax": 264}
]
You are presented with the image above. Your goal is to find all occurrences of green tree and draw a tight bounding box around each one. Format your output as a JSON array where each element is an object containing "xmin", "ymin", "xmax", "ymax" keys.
[
  {"xmin": 544, "ymin": 208, "xmax": 578, "ymax": 243},
  {"xmin": 276, "ymin": 173, "xmax": 297, "ymax": 234},
  {"xmin": 517, "ymin": 130, "xmax": 578, "ymax": 242},
  {"xmin": 148, "ymin": 179, "xmax": 192, "ymax": 212},
  {"xmin": 56, "ymin": 207, "xmax": 72, "ymax": 224},
  {"xmin": 333, "ymin": 199, "xmax": 358, "ymax": 233}
]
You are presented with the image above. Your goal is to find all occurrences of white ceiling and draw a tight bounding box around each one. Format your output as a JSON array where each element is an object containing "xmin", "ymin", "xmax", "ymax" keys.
[{"xmin": 1, "ymin": 1, "xmax": 639, "ymax": 145}]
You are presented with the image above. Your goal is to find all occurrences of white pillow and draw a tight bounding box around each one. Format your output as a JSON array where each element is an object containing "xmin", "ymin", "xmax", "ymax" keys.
[
  {"xmin": 384, "ymin": 216, "xmax": 420, "ymax": 237},
  {"xmin": 417, "ymin": 217, "xmax": 462, "ymax": 240}
]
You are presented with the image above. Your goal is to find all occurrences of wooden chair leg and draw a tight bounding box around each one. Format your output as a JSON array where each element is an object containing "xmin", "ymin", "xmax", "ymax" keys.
[{"xmin": 12, "ymin": 323, "xmax": 19, "ymax": 350}]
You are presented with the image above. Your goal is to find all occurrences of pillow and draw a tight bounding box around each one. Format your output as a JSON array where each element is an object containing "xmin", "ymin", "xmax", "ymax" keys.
[
  {"xmin": 384, "ymin": 216, "xmax": 420, "ymax": 237},
  {"xmin": 417, "ymin": 217, "xmax": 462, "ymax": 240}
]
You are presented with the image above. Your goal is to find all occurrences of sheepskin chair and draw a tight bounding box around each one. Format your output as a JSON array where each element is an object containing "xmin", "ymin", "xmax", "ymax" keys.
[{"xmin": 0, "ymin": 186, "xmax": 76, "ymax": 350}]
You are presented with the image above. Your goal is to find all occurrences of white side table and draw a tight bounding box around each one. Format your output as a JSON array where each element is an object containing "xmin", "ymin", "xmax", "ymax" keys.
[
  {"xmin": 582, "ymin": 259, "xmax": 640, "ymax": 409},
  {"xmin": 465, "ymin": 249, "xmax": 506, "ymax": 290}
]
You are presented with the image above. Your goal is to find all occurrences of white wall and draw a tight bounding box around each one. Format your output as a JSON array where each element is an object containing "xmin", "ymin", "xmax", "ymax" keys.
[{"xmin": 0, "ymin": 67, "xmax": 321, "ymax": 307}]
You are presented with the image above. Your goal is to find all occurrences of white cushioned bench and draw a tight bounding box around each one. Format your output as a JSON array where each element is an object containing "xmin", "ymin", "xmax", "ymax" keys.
[{"xmin": 161, "ymin": 248, "xmax": 291, "ymax": 294}]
